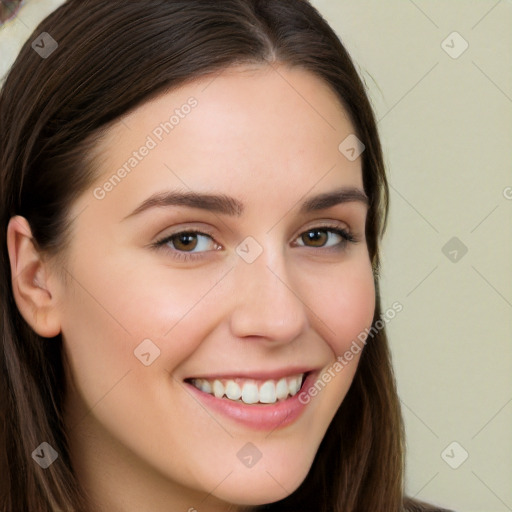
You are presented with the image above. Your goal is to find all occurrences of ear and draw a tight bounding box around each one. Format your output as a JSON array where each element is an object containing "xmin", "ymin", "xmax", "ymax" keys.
[{"xmin": 6, "ymin": 216, "xmax": 62, "ymax": 338}]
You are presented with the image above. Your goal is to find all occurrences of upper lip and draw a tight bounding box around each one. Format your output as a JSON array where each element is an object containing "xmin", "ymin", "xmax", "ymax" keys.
[{"xmin": 184, "ymin": 367, "xmax": 319, "ymax": 382}]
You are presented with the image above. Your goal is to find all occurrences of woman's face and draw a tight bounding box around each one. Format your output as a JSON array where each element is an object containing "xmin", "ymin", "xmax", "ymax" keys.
[{"xmin": 56, "ymin": 64, "xmax": 375, "ymax": 510}]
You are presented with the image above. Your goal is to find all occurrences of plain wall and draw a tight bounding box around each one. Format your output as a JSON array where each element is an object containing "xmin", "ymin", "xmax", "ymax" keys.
[{"xmin": 2, "ymin": 2, "xmax": 511, "ymax": 511}]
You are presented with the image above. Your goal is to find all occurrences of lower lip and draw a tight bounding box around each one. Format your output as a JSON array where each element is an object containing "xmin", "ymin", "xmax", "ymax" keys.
[{"xmin": 184, "ymin": 372, "xmax": 317, "ymax": 431}]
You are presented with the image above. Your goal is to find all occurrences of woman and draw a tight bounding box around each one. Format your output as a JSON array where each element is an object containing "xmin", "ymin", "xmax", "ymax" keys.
[{"xmin": 0, "ymin": 1, "xmax": 455, "ymax": 511}]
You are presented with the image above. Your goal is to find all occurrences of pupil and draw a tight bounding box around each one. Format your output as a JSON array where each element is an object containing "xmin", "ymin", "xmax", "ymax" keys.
[
  {"xmin": 176, "ymin": 233, "xmax": 197, "ymax": 250},
  {"xmin": 304, "ymin": 230, "xmax": 325, "ymax": 246}
]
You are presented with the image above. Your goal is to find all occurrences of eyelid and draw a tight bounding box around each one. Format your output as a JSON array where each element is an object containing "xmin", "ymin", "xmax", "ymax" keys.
[
  {"xmin": 295, "ymin": 218, "xmax": 358, "ymax": 239},
  {"xmin": 152, "ymin": 223, "xmax": 218, "ymax": 243},
  {"xmin": 295, "ymin": 219, "xmax": 350, "ymax": 235}
]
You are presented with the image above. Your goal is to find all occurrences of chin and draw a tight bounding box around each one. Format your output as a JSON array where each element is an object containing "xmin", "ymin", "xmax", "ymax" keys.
[{"xmin": 206, "ymin": 457, "xmax": 312, "ymax": 507}]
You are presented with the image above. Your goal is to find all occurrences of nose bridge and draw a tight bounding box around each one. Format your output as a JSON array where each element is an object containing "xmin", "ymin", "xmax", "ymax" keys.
[{"xmin": 228, "ymin": 239, "xmax": 308, "ymax": 342}]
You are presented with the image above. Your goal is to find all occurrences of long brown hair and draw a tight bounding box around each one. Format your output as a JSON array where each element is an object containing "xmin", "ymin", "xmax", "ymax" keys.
[{"xmin": 0, "ymin": 1, "xmax": 446, "ymax": 511}]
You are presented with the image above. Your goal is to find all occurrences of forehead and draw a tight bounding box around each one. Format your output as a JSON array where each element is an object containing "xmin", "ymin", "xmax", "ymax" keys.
[{"xmin": 81, "ymin": 64, "xmax": 364, "ymax": 218}]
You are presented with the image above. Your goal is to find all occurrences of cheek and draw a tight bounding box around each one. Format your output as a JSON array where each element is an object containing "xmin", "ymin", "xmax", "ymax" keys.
[
  {"xmin": 58, "ymin": 250, "xmax": 229, "ymax": 435},
  {"xmin": 59, "ymin": 254, "xmax": 230, "ymax": 480},
  {"xmin": 60, "ymin": 249, "xmax": 226, "ymax": 360},
  {"xmin": 293, "ymin": 257, "xmax": 375, "ymax": 438},
  {"xmin": 306, "ymin": 258, "xmax": 376, "ymax": 357}
]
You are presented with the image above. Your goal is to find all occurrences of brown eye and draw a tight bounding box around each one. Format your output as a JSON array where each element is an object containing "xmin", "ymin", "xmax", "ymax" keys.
[
  {"xmin": 295, "ymin": 227, "xmax": 355, "ymax": 249},
  {"xmin": 301, "ymin": 229, "xmax": 328, "ymax": 247},
  {"xmin": 153, "ymin": 229, "xmax": 222, "ymax": 263},
  {"xmin": 172, "ymin": 233, "xmax": 199, "ymax": 251}
]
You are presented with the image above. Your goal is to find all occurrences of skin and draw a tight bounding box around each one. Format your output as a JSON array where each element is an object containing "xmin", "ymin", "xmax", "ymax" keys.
[{"xmin": 8, "ymin": 64, "xmax": 375, "ymax": 512}]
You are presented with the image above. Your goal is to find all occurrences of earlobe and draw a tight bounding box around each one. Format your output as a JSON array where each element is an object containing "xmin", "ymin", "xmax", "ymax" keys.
[{"xmin": 6, "ymin": 215, "xmax": 62, "ymax": 338}]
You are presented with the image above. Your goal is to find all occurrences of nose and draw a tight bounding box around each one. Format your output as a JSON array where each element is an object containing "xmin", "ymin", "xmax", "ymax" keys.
[{"xmin": 228, "ymin": 245, "xmax": 309, "ymax": 344}]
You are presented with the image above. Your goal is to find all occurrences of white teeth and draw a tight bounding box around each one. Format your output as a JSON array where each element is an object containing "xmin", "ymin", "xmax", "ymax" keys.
[
  {"xmin": 289, "ymin": 376, "xmax": 301, "ymax": 395},
  {"xmin": 212, "ymin": 379, "xmax": 224, "ymax": 398},
  {"xmin": 200, "ymin": 380, "xmax": 212, "ymax": 394},
  {"xmin": 225, "ymin": 381, "xmax": 242, "ymax": 400},
  {"xmin": 275, "ymin": 378, "xmax": 289, "ymax": 400},
  {"xmin": 241, "ymin": 382, "xmax": 259, "ymax": 404},
  {"xmin": 190, "ymin": 374, "xmax": 305, "ymax": 404},
  {"xmin": 259, "ymin": 381, "xmax": 276, "ymax": 403}
]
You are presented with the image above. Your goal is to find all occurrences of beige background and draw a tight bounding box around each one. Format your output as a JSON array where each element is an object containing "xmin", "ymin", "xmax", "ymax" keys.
[{"xmin": 2, "ymin": 1, "xmax": 511, "ymax": 511}]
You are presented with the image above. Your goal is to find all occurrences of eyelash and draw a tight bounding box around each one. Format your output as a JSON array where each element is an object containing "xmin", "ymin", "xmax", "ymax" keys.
[{"xmin": 152, "ymin": 225, "xmax": 358, "ymax": 263}]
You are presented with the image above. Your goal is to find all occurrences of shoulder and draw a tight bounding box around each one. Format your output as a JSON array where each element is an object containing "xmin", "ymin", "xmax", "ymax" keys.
[{"xmin": 403, "ymin": 496, "xmax": 456, "ymax": 512}]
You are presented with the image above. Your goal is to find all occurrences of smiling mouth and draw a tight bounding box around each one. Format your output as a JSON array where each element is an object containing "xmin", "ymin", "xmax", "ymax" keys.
[{"xmin": 185, "ymin": 372, "xmax": 308, "ymax": 405}]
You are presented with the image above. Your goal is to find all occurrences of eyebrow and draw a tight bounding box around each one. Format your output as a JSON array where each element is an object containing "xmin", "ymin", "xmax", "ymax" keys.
[{"xmin": 122, "ymin": 186, "xmax": 369, "ymax": 221}]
